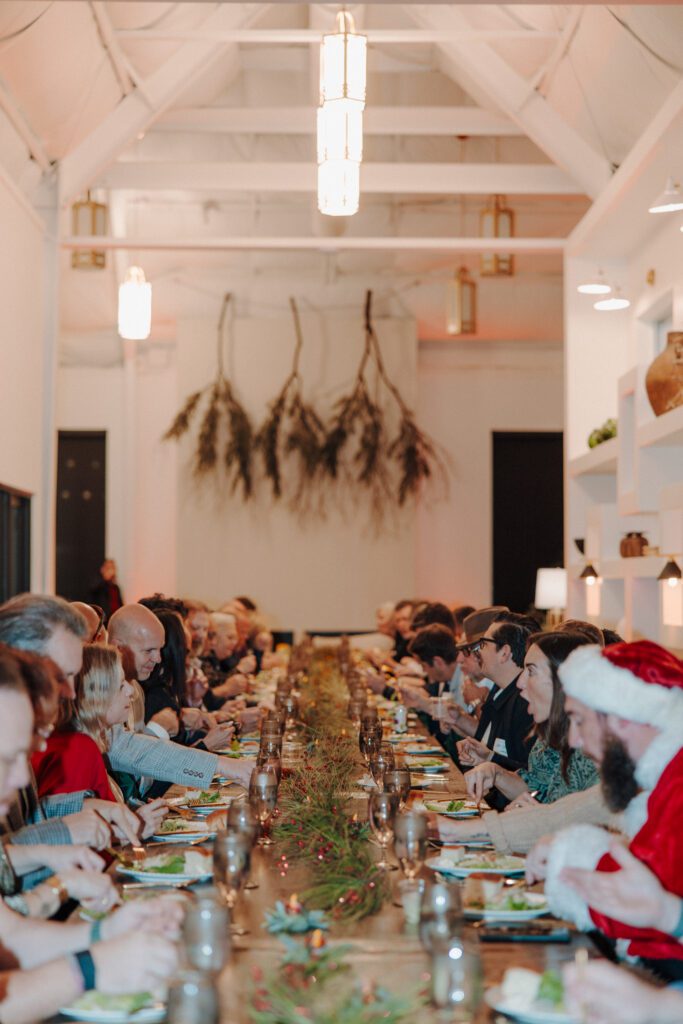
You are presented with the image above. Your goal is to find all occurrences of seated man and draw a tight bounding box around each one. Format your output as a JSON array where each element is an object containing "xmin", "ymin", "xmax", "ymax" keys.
[
  {"xmin": 530, "ymin": 640, "xmax": 683, "ymax": 982},
  {"xmin": 201, "ymin": 612, "xmax": 252, "ymax": 698}
]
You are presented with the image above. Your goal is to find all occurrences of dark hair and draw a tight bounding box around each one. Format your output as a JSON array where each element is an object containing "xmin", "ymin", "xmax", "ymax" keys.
[
  {"xmin": 0, "ymin": 645, "xmax": 59, "ymax": 733},
  {"xmin": 556, "ymin": 619, "xmax": 604, "ymax": 646},
  {"xmin": 139, "ymin": 594, "xmax": 188, "ymax": 620},
  {"xmin": 493, "ymin": 610, "xmax": 542, "ymax": 633},
  {"xmin": 411, "ymin": 602, "xmax": 455, "ymax": 633},
  {"xmin": 489, "ymin": 620, "xmax": 533, "ymax": 668},
  {"xmin": 184, "ymin": 599, "xmax": 210, "ymax": 614},
  {"xmin": 453, "ymin": 605, "xmax": 475, "ymax": 631},
  {"xmin": 601, "ymin": 628, "xmax": 624, "ymax": 646},
  {"xmin": 394, "ymin": 600, "xmax": 414, "ymax": 613},
  {"xmin": 146, "ymin": 609, "xmax": 187, "ymax": 705},
  {"xmin": 409, "ymin": 624, "xmax": 458, "ymax": 665},
  {"xmin": 525, "ymin": 630, "xmax": 594, "ymax": 779},
  {"xmin": 234, "ymin": 596, "xmax": 257, "ymax": 612}
]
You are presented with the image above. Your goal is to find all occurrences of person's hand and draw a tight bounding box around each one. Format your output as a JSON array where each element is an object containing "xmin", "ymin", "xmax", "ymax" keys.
[
  {"xmin": 457, "ymin": 737, "xmax": 492, "ymax": 766},
  {"xmin": 101, "ymin": 895, "xmax": 184, "ymax": 942},
  {"xmin": 34, "ymin": 844, "xmax": 106, "ymax": 875},
  {"xmin": 395, "ymin": 659, "xmax": 425, "ymax": 678},
  {"xmin": 465, "ymin": 762, "xmax": 497, "ymax": 802},
  {"xmin": 563, "ymin": 959, "xmax": 683, "ymax": 1024},
  {"xmin": 398, "ymin": 683, "xmax": 430, "ymax": 714},
  {"xmin": 62, "ymin": 870, "xmax": 118, "ymax": 910},
  {"xmin": 525, "ymin": 835, "xmax": 554, "ymax": 884},
  {"xmin": 363, "ymin": 670, "xmax": 387, "ymax": 695},
  {"xmin": 84, "ymin": 799, "xmax": 142, "ymax": 847},
  {"xmin": 238, "ymin": 706, "xmax": 263, "ymax": 732},
  {"xmin": 150, "ymin": 708, "xmax": 179, "ymax": 736},
  {"xmin": 92, "ymin": 932, "xmax": 179, "ymax": 998},
  {"xmin": 201, "ymin": 722, "xmax": 235, "ymax": 752},
  {"xmin": 237, "ymin": 654, "xmax": 257, "ymax": 675},
  {"xmin": 214, "ymin": 674, "xmax": 248, "ymax": 699},
  {"xmin": 560, "ymin": 840, "xmax": 682, "ymax": 932},
  {"xmin": 505, "ymin": 792, "xmax": 540, "ymax": 812},
  {"xmin": 217, "ymin": 755, "xmax": 255, "ymax": 789},
  {"xmin": 137, "ymin": 799, "xmax": 169, "ymax": 839},
  {"xmin": 181, "ymin": 707, "xmax": 212, "ymax": 731},
  {"xmin": 64, "ymin": 809, "xmax": 113, "ymax": 849},
  {"xmin": 462, "ymin": 678, "xmax": 488, "ymax": 710}
]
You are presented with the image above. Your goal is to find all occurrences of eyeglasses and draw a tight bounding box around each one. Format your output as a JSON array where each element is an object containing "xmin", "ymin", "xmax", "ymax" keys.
[{"xmin": 466, "ymin": 637, "xmax": 499, "ymax": 655}]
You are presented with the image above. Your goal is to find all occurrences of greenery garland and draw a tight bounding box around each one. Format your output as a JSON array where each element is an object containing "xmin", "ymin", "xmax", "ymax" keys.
[{"xmin": 272, "ymin": 654, "xmax": 390, "ymax": 922}]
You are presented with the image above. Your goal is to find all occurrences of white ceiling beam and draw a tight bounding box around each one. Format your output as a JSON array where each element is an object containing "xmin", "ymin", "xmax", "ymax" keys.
[
  {"xmin": 58, "ymin": 4, "xmax": 269, "ymax": 208},
  {"xmin": 155, "ymin": 106, "xmax": 524, "ymax": 137},
  {"xmin": 0, "ymin": 73, "xmax": 51, "ymax": 174},
  {"xmin": 404, "ymin": 5, "xmax": 612, "ymax": 200},
  {"xmin": 62, "ymin": 235, "xmax": 565, "ymax": 255},
  {"xmin": 115, "ymin": 28, "xmax": 561, "ymax": 44},
  {"xmin": 99, "ymin": 162, "xmax": 581, "ymax": 195},
  {"xmin": 89, "ymin": 1, "xmax": 134, "ymax": 98}
]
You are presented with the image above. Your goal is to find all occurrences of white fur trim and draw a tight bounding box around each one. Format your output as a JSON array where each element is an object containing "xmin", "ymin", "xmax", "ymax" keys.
[
  {"xmin": 559, "ymin": 646, "xmax": 683, "ymax": 729},
  {"xmin": 635, "ymin": 731, "xmax": 683, "ymax": 792},
  {"xmin": 623, "ymin": 792, "xmax": 649, "ymax": 837},
  {"xmin": 545, "ymin": 824, "xmax": 613, "ymax": 931}
]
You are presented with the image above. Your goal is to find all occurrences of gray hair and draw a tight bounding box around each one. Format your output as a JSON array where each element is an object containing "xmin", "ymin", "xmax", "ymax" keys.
[
  {"xmin": 209, "ymin": 612, "xmax": 236, "ymax": 627},
  {"xmin": 0, "ymin": 593, "xmax": 88, "ymax": 654}
]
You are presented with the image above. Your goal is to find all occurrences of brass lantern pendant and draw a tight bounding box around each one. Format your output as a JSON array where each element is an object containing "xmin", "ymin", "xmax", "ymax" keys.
[
  {"xmin": 480, "ymin": 195, "xmax": 514, "ymax": 276},
  {"xmin": 71, "ymin": 191, "xmax": 107, "ymax": 269},
  {"xmin": 446, "ymin": 266, "xmax": 477, "ymax": 336}
]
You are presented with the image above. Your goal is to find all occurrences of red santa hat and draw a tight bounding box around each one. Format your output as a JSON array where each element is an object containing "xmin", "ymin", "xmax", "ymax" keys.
[{"xmin": 558, "ymin": 639, "xmax": 683, "ymax": 731}]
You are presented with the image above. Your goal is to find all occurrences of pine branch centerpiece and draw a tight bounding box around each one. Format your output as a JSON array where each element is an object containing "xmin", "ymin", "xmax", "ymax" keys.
[{"xmin": 272, "ymin": 653, "xmax": 390, "ymax": 922}]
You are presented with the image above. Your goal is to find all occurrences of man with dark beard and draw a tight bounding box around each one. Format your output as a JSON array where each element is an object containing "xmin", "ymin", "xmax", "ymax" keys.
[{"xmin": 527, "ymin": 640, "xmax": 683, "ymax": 982}]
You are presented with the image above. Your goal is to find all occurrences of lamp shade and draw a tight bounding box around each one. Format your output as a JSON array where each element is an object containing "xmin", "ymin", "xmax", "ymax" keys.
[
  {"xmin": 317, "ymin": 159, "xmax": 360, "ymax": 216},
  {"xmin": 317, "ymin": 105, "xmax": 363, "ymax": 163},
  {"xmin": 649, "ymin": 178, "xmax": 683, "ymax": 214},
  {"xmin": 319, "ymin": 12, "xmax": 367, "ymax": 111},
  {"xmin": 118, "ymin": 266, "xmax": 151, "ymax": 341},
  {"xmin": 534, "ymin": 568, "xmax": 567, "ymax": 610},
  {"xmin": 658, "ymin": 558, "xmax": 682, "ymax": 587}
]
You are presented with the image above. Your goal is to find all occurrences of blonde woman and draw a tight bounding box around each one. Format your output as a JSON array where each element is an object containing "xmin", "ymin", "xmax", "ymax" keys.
[{"xmin": 32, "ymin": 645, "xmax": 167, "ymax": 838}]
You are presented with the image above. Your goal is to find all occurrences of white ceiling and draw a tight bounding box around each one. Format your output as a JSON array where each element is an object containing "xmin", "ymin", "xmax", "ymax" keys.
[{"xmin": 0, "ymin": 2, "xmax": 681, "ymax": 353}]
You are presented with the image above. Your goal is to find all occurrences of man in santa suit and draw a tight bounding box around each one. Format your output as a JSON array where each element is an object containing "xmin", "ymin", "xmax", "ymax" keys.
[{"xmin": 526, "ymin": 639, "xmax": 683, "ymax": 982}]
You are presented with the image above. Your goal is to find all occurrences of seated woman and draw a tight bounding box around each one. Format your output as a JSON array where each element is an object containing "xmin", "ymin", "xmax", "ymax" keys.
[
  {"xmin": 435, "ymin": 631, "xmax": 599, "ymax": 845},
  {"xmin": 32, "ymin": 645, "xmax": 166, "ymax": 838}
]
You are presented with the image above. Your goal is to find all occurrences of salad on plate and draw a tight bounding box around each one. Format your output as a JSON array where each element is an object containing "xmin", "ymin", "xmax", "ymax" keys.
[
  {"xmin": 426, "ymin": 848, "xmax": 526, "ymax": 877},
  {"xmin": 424, "ymin": 798, "xmax": 480, "ymax": 818},
  {"xmin": 173, "ymin": 788, "xmax": 232, "ymax": 812},
  {"xmin": 485, "ymin": 968, "xmax": 576, "ymax": 1024},
  {"xmin": 406, "ymin": 756, "xmax": 448, "ymax": 773},
  {"xmin": 59, "ymin": 991, "xmax": 165, "ymax": 1023},
  {"xmin": 151, "ymin": 818, "xmax": 215, "ymax": 842},
  {"xmin": 117, "ymin": 849, "xmax": 212, "ymax": 883}
]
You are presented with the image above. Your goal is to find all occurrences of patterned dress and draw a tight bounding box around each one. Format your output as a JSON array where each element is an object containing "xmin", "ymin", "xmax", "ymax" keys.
[{"xmin": 519, "ymin": 739, "xmax": 598, "ymax": 803}]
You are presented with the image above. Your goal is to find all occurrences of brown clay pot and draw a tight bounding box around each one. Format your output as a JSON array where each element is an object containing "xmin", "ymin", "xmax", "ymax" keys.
[{"xmin": 645, "ymin": 332, "xmax": 683, "ymax": 416}]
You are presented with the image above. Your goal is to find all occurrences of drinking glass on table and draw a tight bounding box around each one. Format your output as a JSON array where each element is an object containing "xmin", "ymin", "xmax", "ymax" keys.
[
  {"xmin": 383, "ymin": 767, "xmax": 412, "ymax": 810},
  {"xmin": 182, "ymin": 892, "xmax": 230, "ymax": 973},
  {"xmin": 226, "ymin": 800, "xmax": 258, "ymax": 889},
  {"xmin": 430, "ymin": 937, "xmax": 482, "ymax": 1020},
  {"xmin": 213, "ymin": 831, "xmax": 250, "ymax": 936},
  {"xmin": 167, "ymin": 970, "xmax": 219, "ymax": 1024},
  {"xmin": 255, "ymin": 753, "xmax": 282, "ymax": 784},
  {"xmin": 368, "ymin": 744, "xmax": 395, "ymax": 787},
  {"xmin": 394, "ymin": 810, "xmax": 428, "ymax": 880},
  {"xmin": 419, "ymin": 881, "xmax": 463, "ymax": 954},
  {"xmin": 360, "ymin": 729, "xmax": 381, "ymax": 766},
  {"xmin": 368, "ymin": 791, "xmax": 399, "ymax": 871},
  {"xmin": 248, "ymin": 767, "xmax": 278, "ymax": 845},
  {"xmin": 348, "ymin": 698, "xmax": 366, "ymax": 727},
  {"xmin": 360, "ymin": 706, "xmax": 379, "ymax": 730}
]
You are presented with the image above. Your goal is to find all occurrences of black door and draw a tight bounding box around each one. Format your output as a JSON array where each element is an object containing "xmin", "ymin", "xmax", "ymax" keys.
[
  {"xmin": 0, "ymin": 485, "xmax": 31, "ymax": 603},
  {"xmin": 492, "ymin": 431, "xmax": 564, "ymax": 613},
  {"xmin": 56, "ymin": 431, "xmax": 106, "ymax": 601}
]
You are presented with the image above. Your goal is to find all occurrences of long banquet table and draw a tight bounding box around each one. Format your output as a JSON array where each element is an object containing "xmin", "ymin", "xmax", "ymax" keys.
[{"xmin": 156, "ymin": 689, "xmax": 590, "ymax": 1023}]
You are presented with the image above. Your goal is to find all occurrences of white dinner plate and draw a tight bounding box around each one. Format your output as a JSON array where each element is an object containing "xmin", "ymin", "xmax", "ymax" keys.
[
  {"xmin": 425, "ymin": 856, "xmax": 526, "ymax": 878},
  {"xmin": 117, "ymin": 865, "xmax": 212, "ymax": 884},
  {"xmin": 424, "ymin": 799, "xmax": 480, "ymax": 818},
  {"xmin": 484, "ymin": 986, "xmax": 576, "ymax": 1024},
  {"xmin": 150, "ymin": 830, "xmax": 216, "ymax": 843},
  {"xmin": 464, "ymin": 893, "xmax": 549, "ymax": 921},
  {"xmin": 406, "ymin": 757, "xmax": 448, "ymax": 773},
  {"xmin": 403, "ymin": 746, "xmax": 443, "ymax": 756},
  {"xmin": 59, "ymin": 1002, "xmax": 166, "ymax": 1023}
]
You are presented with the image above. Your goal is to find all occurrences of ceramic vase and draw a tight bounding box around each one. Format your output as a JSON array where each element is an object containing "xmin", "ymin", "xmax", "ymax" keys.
[{"xmin": 645, "ymin": 332, "xmax": 683, "ymax": 417}]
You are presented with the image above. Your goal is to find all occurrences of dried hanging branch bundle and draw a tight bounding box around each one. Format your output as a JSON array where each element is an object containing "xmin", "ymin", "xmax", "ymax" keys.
[
  {"xmin": 256, "ymin": 298, "xmax": 325, "ymax": 501},
  {"xmin": 163, "ymin": 294, "xmax": 256, "ymax": 498}
]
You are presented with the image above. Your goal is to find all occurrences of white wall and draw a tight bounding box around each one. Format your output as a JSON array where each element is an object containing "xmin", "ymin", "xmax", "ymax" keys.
[
  {"xmin": 415, "ymin": 340, "xmax": 565, "ymax": 609},
  {"xmin": 0, "ymin": 172, "xmax": 46, "ymax": 588}
]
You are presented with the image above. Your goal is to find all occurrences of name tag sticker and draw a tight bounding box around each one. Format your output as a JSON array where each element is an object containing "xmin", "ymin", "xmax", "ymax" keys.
[{"xmin": 493, "ymin": 738, "xmax": 508, "ymax": 756}]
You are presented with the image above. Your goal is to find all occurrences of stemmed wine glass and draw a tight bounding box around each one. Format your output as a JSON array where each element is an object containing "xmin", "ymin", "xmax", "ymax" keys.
[
  {"xmin": 383, "ymin": 767, "xmax": 411, "ymax": 809},
  {"xmin": 213, "ymin": 831, "xmax": 250, "ymax": 936},
  {"xmin": 248, "ymin": 767, "xmax": 278, "ymax": 845},
  {"xmin": 368, "ymin": 791, "xmax": 399, "ymax": 871},
  {"xmin": 227, "ymin": 800, "xmax": 259, "ymax": 890},
  {"xmin": 393, "ymin": 810, "xmax": 428, "ymax": 880},
  {"xmin": 368, "ymin": 743, "xmax": 395, "ymax": 788}
]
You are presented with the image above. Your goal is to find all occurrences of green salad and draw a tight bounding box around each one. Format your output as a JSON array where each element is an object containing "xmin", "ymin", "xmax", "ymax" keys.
[
  {"xmin": 71, "ymin": 992, "xmax": 154, "ymax": 1014},
  {"xmin": 142, "ymin": 854, "xmax": 185, "ymax": 875},
  {"xmin": 537, "ymin": 970, "xmax": 564, "ymax": 1008},
  {"xmin": 446, "ymin": 799, "xmax": 465, "ymax": 812},
  {"xmin": 186, "ymin": 790, "xmax": 221, "ymax": 805},
  {"xmin": 158, "ymin": 818, "xmax": 199, "ymax": 834}
]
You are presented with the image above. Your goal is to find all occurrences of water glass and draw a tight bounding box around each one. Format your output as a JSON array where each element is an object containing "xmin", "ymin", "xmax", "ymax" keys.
[
  {"xmin": 226, "ymin": 801, "xmax": 258, "ymax": 888},
  {"xmin": 368, "ymin": 790, "xmax": 399, "ymax": 871},
  {"xmin": 360, "ymin": 706, "xmax": 379, "ymax": 729},
  {"xmin": 382, "ymin": 768, "xmax": 411, "ymax": 809},
  {"xmin": 368, "ymin": 744, "xmax": 395, "ymax": 786},
  {"xmin": 248, "ymin": 767, "xmax": 278, "ymax": 844},
  {"xmin": 430, "ymin": 937, "xmax": 482, "ymax": 1020},
  {"xmin": 167, "ymin": 971, "xmax": 219, "ymax": 1024},
  {"xmin": 393, "ymin": 810, "xmax": 428, "ymax": 880},
  {"xmin": 419, "ymin": 881, "xmax": 462, "ymax": 954},
  {"xmin": 182, "ymin": 893, "xmax": 230, "ymax": 973},
  {"xmin": 213, "ymin": 831, "xmax": 250, "ymax": 935}
]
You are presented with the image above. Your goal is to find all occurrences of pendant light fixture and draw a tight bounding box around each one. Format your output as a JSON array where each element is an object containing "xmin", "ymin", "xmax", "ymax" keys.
[
  {"xmin": 479, "ymin": 195, "xmax": 515, "ymax": 276},
  {"xmin": 577, "ymin": 270, "xmax": 611, "ymax": 295},
  {"xmin": 317, "ymin": 10, "xmax": 366, "ymax": 217},
  {"xmin": 594, "ymin": 287, "xmax": 630, "ymax": 311},
  {"xmin": 658, "ymin": 558, "xmax": 682, "ymax": 587},
  {"xmin": 648, "ymin": 178, "xmax": 683, "ymax": 214},
  {"xmin": 580, "ymin": 562, "xmax": 599, "ymax": 586},
  {"xmin": 445, "ymin": 267, "xmax": 477, "ymax": 335},
  {"xmin": 71, "ymin": 191, "xmax": 107, "ymax": 269},
  {"xmin": 118, "ymin": 266, "xmax": 152, "ymax": 341}
]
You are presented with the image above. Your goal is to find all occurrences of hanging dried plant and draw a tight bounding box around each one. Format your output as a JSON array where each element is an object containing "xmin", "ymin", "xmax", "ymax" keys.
[
  {"xmin": 163, "ymin": 294, "xmax": 255, "ymax": 498},
  {"xmin": 388, "ymin": 413, "xmax": 436, "ymax": 505},
  {"xmin": 256, "ymin": 298, "xmax": 326, "ymax": 502}
]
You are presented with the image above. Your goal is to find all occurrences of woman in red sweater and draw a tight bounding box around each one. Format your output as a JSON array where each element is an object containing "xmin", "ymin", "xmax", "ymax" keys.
[{"xmin": 33, "ymin": 644, "xmax": 167, "ymax": 836}]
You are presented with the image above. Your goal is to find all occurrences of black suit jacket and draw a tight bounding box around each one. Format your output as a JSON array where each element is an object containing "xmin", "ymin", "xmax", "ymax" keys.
[{"xmin": 475, "ymin": 676, "xmax": 534, "ymax": 773}]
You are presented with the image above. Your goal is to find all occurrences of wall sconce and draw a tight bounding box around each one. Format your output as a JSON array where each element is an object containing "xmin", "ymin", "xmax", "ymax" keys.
[
  {"xmin": 658, "ymin": 558, "xmax": 682, "ymax": 587},
  {"xmin": 580, "ymin": 563, "xmax": 599, "ymax": 586},
  {"xmin": 445, "ymin": 266, "xmax": 477, "ymax": 335},
  {"xmin": 71, "ymin": 191, "xmax": 107, "ymax": 269}
]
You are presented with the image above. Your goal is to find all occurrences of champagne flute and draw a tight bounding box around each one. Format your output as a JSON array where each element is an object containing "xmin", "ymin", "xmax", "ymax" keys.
[
  {"xmin": 248, "ymin": 767, "xmax": 278, "ymax": 845},
  {"xmin": 382, "ymin": 767, "xmax": 411, "ymax": 810},
  {"xmin": 368, "ymin": 791, "xmax": 399, "ymax": 871},
  {"xmin": 213, "ymin": 832, "xmax": 250, "ymax": 935},
  {"xmin": 393, "ymin": 810, "xmax": 428, "ymax": 880}
]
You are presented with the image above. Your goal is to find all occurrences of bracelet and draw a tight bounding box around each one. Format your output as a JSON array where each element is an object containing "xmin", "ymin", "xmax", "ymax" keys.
[
  {"xmin": 74, "ymin": 950, "xmax": 97, "ymax": 992},
  {"xmin": 90, "ymin": 919, "xmax": 103, "ymax": 944},
  {"xmin": 671, "ymin": 898, "xmax": 683, "ymax": 939},
  {"xmin": 45, "ymin": 873, "xmax": 69, "ymax": 906}
]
